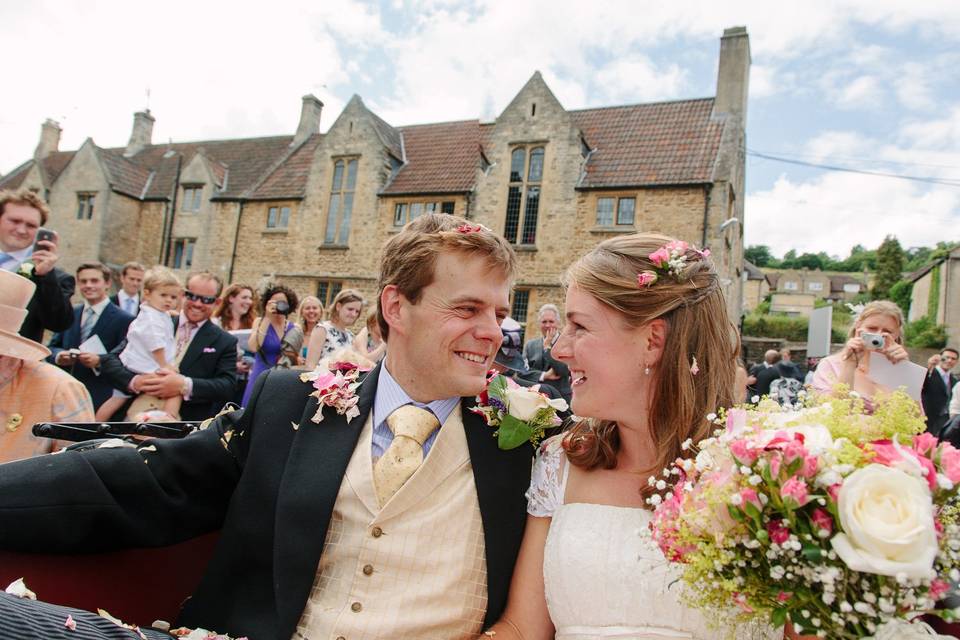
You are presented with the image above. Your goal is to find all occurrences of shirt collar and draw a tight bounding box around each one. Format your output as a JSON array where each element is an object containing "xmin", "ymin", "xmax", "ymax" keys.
[
  {"xmin": 83, "ymin": 298, "xmax": 111, "ymax": 316},
  {"xmin": 118, "ymin": 290, "xmax": 139, "ymax": 303},
  {"xmin": 373, "ymin": 362, "xmax": 460, "ymax": 428},
  {"xmin": 178, "ymin": 311, "xmax": 208, "ymax": 330},
  {"xmin": 1, "ymin": 245, "xmax": 32, "ymax": 266}
]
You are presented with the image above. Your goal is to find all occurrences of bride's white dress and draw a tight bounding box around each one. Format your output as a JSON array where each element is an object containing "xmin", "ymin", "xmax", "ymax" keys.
[{"xmin": 527, "ymin": 437, "xmax": 779, "ymax": 640}]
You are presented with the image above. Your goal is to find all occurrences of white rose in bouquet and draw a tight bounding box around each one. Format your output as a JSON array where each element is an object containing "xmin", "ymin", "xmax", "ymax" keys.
[
  {"xmin": 503, "ymin": 386, "xmax": 567, "ymax": 422},
  {"xmin": 831, "ymin": 464, "xmax": 938, "ymax": 580}
]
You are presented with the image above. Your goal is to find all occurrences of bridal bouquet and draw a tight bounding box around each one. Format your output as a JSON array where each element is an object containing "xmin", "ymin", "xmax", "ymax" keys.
[{"xmin": 648, "ymin": 389, "xmax": 960, "ymax": 639}]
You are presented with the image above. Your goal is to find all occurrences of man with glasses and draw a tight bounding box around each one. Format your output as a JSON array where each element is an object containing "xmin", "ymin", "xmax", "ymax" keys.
[{"xmin": 100, "ymin": 271, "xmax": 237, "ymax": 421}]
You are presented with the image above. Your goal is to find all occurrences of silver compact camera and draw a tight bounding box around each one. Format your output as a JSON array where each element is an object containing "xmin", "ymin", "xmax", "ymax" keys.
[{"xmin": 861, "ymin": 332, "xmax": 885, "ymax": 350}]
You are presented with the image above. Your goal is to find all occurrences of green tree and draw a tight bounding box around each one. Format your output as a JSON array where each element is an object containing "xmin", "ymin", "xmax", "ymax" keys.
[
  {"xmin": 889, "ymin": 280, "xmax": 912, "ymax": 317},
  {"xmin": 872, "ymin": 235, "xmax": 904, "ymax": 300},
  {"xmin": 744, "ymin": 245, "xmax": 775, "ymax": 267}
]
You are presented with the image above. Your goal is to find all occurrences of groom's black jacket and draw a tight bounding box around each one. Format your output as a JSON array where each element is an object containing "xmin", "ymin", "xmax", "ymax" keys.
[{"xmin": 0, "ymin": 364, "xmax": 533, "ymax": 639}]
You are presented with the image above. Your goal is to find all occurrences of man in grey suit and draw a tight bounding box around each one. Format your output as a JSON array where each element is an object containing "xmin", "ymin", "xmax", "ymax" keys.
[{"xmin": 523, "ymin": 303, "xmax": 571, "ymax": 403}]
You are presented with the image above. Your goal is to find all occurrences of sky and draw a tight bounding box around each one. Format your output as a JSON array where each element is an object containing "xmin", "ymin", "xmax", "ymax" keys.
[{"xmin": 1, "ymin": 0, "xmax": 958, "ymax": 260}]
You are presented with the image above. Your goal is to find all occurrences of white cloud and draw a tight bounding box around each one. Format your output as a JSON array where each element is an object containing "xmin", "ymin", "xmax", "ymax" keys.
[
  {"xmin": 835, "ymin": 75, "xmax": 884, "ymax": 110},
  {"xmin": 746, "ymin": 171, "xmax": 960, "ymax": 258}
]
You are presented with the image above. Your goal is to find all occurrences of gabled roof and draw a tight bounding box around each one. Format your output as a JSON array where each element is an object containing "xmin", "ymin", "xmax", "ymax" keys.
[
  {"xmin": 248, "ymin": 134, "xmax": 323, "ymax": 200},
  {"xmin": 828, "ymin": 273, "xmax": 864, "ymax": 293},
  {"xmin": 382, "ymin": 120, "xmax": 481, "ymax": 195},
  {"xmin": 366, "ymin": 107, "xmax": 403, "ymax": 161},
  {"xmin": 572, "ymin": 98, "xmax": 725, "ymax": 188},
  {"xmin": 100, "ymin": 149, "xmax": 153, "ymax": 198},
  {"xmin": 0, "ymin": 151, "xmax": 76, "ymax": 191},
  {"xmin": 907, "ymin": 260, "xmax": 942, "ymax": 284},
  {"xmin": 743, "ymin": 260, "xmax": 767, "ymax": 282}
]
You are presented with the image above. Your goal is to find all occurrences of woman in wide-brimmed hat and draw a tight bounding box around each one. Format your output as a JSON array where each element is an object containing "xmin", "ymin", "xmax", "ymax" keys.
[{"xmin": 0, "ymin": 269, "xmax": 94, "ymax": 464}]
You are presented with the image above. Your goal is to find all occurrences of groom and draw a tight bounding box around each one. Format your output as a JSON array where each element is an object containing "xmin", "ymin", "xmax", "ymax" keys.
[{"xmin": 0, "ymin": 214, "xmax": 532, "ymax": 639}]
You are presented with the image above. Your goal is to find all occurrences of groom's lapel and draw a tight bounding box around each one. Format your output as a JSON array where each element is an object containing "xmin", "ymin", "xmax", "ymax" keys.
[
  {"xmin": 463, "ymin": 400, "xmax": 534, "ymax": 628},
  {"xmin": 273, "ymin": 362, "xmax": 380, "ymax": 638}
]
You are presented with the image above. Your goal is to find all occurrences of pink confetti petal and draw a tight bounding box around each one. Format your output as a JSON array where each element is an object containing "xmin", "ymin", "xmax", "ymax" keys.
[{"xmin": 65, "ymin": 615, "xmax": 77, "ymax": 631}]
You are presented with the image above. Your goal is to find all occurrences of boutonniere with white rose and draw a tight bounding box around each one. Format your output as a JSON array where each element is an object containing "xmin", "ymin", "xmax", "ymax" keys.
[
  {"xmin": 15, "ymin": 261, "xmax": 35, "ymax": 279},
  {"xmin": 300, "ymin": 359, "xmax": 371, "ymax": 424},
  {"xmin": 471, "ymin": 373, "xmax": 568, "ymax": 450}
]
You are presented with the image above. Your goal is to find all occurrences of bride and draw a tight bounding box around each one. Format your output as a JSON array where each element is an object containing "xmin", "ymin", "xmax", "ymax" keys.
[{"xmin": 484, "ymin": 234, "xmax": 778, "ymax": 639}]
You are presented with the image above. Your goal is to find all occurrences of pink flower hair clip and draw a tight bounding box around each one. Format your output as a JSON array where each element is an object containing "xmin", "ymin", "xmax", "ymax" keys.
[
  {"xmin": 639, "ymin": 240, "xmax": 711, "ymax": 288},
  {"xmin": 456, "ymin": 224, "xmax": 483, "ymax": 234}
]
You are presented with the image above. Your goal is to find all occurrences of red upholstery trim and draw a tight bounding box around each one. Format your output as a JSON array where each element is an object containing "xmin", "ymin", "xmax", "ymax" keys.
[{"xmin": 0, "ymin": 532, "xmax": 219, "ymax": 627}]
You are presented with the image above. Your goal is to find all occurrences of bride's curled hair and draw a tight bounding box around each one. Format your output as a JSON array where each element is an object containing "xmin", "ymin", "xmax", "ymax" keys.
[{"xmin": 561, "ymin": 233, "xmax": 739, "ymax": 479}]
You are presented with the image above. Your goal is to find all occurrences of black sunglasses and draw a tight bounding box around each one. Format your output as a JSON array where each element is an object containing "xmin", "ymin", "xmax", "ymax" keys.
[{"xmin": 184, "ymin": 290, "xmax": 217, "ymax": 305}]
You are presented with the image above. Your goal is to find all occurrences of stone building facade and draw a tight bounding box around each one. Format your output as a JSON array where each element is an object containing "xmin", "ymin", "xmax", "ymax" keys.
[
  {"xmin": 1, "ymin": 28, "xmax": 751, "ymax": 339},
  {"xmin": 908, "ymin": 247, "xmax": 960, "ymax": 344}
]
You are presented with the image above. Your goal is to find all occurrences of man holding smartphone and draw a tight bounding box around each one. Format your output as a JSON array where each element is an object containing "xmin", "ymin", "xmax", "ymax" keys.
[{"xmin": 0, "ymin": 189, "xmax": 74, "ymax": 343}]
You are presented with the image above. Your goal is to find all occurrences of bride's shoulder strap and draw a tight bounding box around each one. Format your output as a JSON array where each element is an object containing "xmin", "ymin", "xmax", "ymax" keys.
[{"xmin": 525, "ymin": 434, "xmax": 567, "ymax": 518}]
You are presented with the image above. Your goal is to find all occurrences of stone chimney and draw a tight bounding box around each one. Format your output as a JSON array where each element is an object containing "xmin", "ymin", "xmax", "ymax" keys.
[
  {"xmin": 714, "ymin": 26, "xmax": 751, "ymax": 119},
  {"xmin": 124, "ymin": 109, "xmax": 155, "ymax": 157},
  {"xmin": 293, "ymin": 94, "xmax": 323, "ymax": 146},
  {"xmin": 34, "ymin": 119, "xmax": 61, "ymax": 160}
]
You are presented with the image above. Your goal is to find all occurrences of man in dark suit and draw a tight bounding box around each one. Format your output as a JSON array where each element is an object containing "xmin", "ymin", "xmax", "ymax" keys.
[
  {"xmin": 48, "ymin": 262, "xmax": 134, "ymax": 410},
  {"xmin": 0, "ymin": 214, "xmax": 530, "ymax": 639},
  {"xmin": 753, "ymin": 349, "xmax": 783, "ymax": 399},
  {"xmin": 0, "ymin": 189, "xmax": 74, "ymax": 343},
  {"xmin": 109, "ymin": 261, "xmax": 145, "ymax": 317},
  {"xmin": 921, "ymin": 347, "xmax": 959, "ymax": 436},
  {"xmin": 100, "ymin": 271, "xmax": 237, "ymax": 422},
  {"xmin": 523, "ymin": 303, "xmax": 572, "ymax": 403}
]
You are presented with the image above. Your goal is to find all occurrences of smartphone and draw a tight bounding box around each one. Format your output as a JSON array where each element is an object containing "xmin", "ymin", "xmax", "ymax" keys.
[{"xmin": 33, "ymin": 228, "xmax": 57, "ymax": 252}]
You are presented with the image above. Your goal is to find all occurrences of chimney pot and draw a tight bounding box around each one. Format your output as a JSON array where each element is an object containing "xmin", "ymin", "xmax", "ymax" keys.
[
  {"xmin": 34, "ymin": 119, "xmax": 62, "ymax": 161},
  {"xmin": 125, "ymin": 109, "xmax": 155, "ymax": 157},
  {"xmin": 293, "ymin": 94, "xmax": 323, "ymax": 146}
]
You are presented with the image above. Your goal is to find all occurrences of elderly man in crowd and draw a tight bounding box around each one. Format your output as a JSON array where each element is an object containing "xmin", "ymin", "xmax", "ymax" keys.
[
  {"xmin": 523, "ymin": 303, "xmax": 572, "ymax": 403},
  {"xmin": 100, "ymin": 270, "xmax": 237, "ymax": 422},
  {"xmin": 0, "ymin": 189, "xmax": 74, "ymax": 343},
  {"xmin": 110, "ymin": 261, "xmax": 145, "ymax": 317},
  {"xmin": 0, "ymin": 270, "xmax": 93, "ymax": 464}
]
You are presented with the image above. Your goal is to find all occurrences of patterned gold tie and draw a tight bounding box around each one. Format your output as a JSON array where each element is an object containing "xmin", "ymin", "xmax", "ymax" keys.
[{"xmin": 373, "ymin": 405, "xmax": 440, "ymax": 507}]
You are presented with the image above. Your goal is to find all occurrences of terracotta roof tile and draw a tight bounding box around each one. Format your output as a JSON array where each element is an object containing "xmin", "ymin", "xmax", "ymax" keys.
[
  {"xmin": 571, "ymin": 98, "xmax": 724, "ymax": 187},
  {"xmin": 100, "ymin": 149, "xmax": 154, "ymax": 198},
  {"xmin": 382, "ymin": 120, "xmax": 480, "ymax": 195},
  {"xmin": 249, "ymin": 134, "xmax": 323, "ymax": 200},
  {"xmin": 0, "ymin": 162, "xmax": 31, "ymax": 190}
]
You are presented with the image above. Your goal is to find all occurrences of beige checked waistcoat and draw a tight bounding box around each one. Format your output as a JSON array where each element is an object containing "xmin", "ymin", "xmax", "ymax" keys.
[{"xmin": 294, "ymin": 403, "xmax": 488, "ymax": 640}]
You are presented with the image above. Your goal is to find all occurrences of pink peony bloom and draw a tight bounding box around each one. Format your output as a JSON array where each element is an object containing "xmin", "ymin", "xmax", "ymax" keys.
[
  {"xmin": 730, "ymin": 439, "xmax": 758, "ymax": 466},
  {"xmin": 767, "ymin": 519, "xmax": 790, "ymax": 545},
  {"xmin": 781, "ymin": 439, "xmax": 806, "ymax": 464},
  {"xmin": 914, "ymin": 432, "xmax": 939, "ymax": 456},
  {"xmin": 801, "ymin": 455, "xmax": 819, "ymax": 479},
  {"xmin": 637, "ymin": 271, "xmax": 658, "ymax": 287},
  {"xmin": 827, "ymin": 483, "xmax": 841, "ymax": 503},
  {"xmin": 781, "ymin": 476, "xmax": 809, "ymax": 507},
  {"xmin": 649, "ymin": 247, "xmax": 671, "ymax": 267},
  {"xmin": 811, "ymin": 508, "xmax": 833, "ymax": 535},
  {"xmin": 930, "ymin": 579, "xmax": 951, "ymax": 601},
  {"xmin": 871, "ymin": 439, "xmax": 937, "ymax": 491},
  {"xmin": 740, "ymin": 487, "xmax": 763, "ymax": 512},
  {"xmin": 940, "ymin": 443, "xmax": 960, "ymax": 483}
]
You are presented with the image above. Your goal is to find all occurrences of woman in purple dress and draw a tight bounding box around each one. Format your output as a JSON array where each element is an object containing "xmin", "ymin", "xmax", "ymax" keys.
[{"xmin": 242, "ymin": 283, "xmax": 302, "ymax": 406}]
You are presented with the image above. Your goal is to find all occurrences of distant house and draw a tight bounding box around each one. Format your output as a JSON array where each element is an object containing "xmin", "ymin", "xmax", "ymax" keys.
[
  {"xmin": 761, "ymin": 267, "xmax": 866, "ymax": 308},
  {"xmin": 742, "ymin": 260, "xmax": 770, "ymax": 312},
  {"xmin": 907, "ymin": 247, "xmax": 960, "ymax": 343}
]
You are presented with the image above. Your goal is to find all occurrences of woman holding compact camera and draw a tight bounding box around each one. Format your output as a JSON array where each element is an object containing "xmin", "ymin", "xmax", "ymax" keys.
[
  {"xmin": 810, "ymin": 300, "xmax": 912, "ymax": 412},
  {"xmin": 242, "ymin": 283, "xmax": 303, "ymax": 407}
]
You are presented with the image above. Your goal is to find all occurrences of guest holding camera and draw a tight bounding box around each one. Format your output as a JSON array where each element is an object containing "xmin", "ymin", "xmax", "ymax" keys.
[
  {"xmin": 810, "ymin": 300, "xmax": 911, "ymax": 412},
  {"xmin": 0, "ymin": 189, "xmax": 75, "ymax": 343},
  {"xmin": 304, "ymin": 289, "xmax": 363, "ymax": 369},
  {"xmin": 242, "ymin": 283, "xmax": 302, "ymax": 406}
]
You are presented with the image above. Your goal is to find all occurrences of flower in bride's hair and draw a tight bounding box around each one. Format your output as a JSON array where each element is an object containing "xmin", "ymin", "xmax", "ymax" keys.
[
  {"xmin": 690, "ymin": 356, "xmax": 700, "ymax": 376},
  {"xmin": 649, "ymin": 247, "xmax": 671, "ymax": 268},
  {"xmin": 637, "ymin": 271, "xmax": 658, "ymax": 287}
]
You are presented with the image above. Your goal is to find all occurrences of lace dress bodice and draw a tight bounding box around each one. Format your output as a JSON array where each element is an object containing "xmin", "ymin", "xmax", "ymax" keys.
[{"xmin": 526, "ymin": 437, "xmax": 778, "ymax": 640}]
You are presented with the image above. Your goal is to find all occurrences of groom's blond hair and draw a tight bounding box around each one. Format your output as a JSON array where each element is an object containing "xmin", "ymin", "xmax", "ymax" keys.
[
  {"xmin": 376, "ymin": 214, "xmax": 516, "ymax": 341},
  {"xmin": 561, "ymin": 233, "xmax": 739, "ymax": 483}
]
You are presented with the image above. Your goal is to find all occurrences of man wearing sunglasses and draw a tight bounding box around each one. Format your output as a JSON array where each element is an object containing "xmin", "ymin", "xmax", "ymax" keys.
[{"xmin": 100, "ymin": 271, "xmax": 238, "ymax": 421}]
